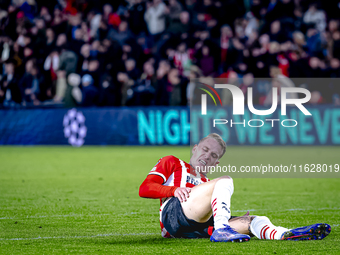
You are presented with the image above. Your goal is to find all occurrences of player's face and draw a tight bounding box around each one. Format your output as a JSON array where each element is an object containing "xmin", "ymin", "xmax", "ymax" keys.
[{"xmin": 190, "ymin": 138, "xmax": 223, "ymax": 174}]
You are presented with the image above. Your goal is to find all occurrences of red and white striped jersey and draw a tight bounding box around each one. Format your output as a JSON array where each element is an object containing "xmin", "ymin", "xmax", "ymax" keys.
[{"xmin": 148, "ymin": 155, "xmax": 210, "ymax": 237}]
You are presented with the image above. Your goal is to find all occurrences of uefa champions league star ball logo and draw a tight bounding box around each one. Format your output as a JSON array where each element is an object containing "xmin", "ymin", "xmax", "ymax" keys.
[{"xmin": 63, "ymin": 108, "xmax": 87, "ymax": 147}]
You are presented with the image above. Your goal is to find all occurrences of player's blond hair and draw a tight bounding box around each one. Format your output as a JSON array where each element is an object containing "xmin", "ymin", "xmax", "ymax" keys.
[{"xmin": 198, "ymin": 133, "xmax": 227, "ymax": 159}]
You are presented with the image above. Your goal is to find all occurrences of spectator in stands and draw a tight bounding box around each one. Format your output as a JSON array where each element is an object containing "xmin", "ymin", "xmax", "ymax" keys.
[
  {"xmin": 128, "ymin": 0, "xmax": 147, "ymax": 36},
  {"xmin": 167, "ymin": 10, "xmax": 190, "ymax": 36},
  {"xmin": 118, "ymin": 71, "xmax": 134, "ymax": 106},
  {"xmin": 303, "ymin": 3, "xmax": 326, "ymax": 32},
  {"xmin": 125, "ymin": 58, "xmax": 140, "ymax": 81},
  {"xmin": 197, "ymin": 45, "xmax": 215, "ymax": 76},
  {"xmin": 144, "ymin": 0, "xmax": 167, "ymax": 43},
  {"xmin": 263, "ymin": 66, "xmax": 297, "ymax": 106},
  {"xmin": 20, "ymin": 65, "xmax": 44, "ymax": 106},
  {"xmin": 140, "ymin": 60, "xmax": 157, "ymax": 89},
  {"xmin": 86, "ymin": 58, "xmax": 101, "ymax": 87},
  {"xmin": 168, "ymin": 68, "xmax": 187, "ymax": 106},
  {"xmin": 58, "ymin": 46, "xmax": 78, "ymax": 75},
  {"xmin": 172, "ymin": 42, "xmax": 192, "ymax": 76},
  {"xmin": 155, "ymin": 67, "xmax": 185, "ymax": 106},
  {"xmin": 0, "ymin": 60, "xmax": 21, "ymax": 106},
  {"xmin": 269, "ymin": 20, "xmax": 287, "ymax": 43},
  {"xmin": 186, "ymin": 65, "xmax": 201, "ymax": 105},
  {"xmin": 81, "ymin": 74, "xmax": 98, "ymax": 106},
  {"xmin": 166, "ymin": 0, "xmax": 183, "ymax": 21},
  {"xmin": 107, "ymin": 20, "xmax": 134, "ymax": 46},
  {"xmin": 44, "ymin": 28, "xmax": 56, "ymax": 56}
]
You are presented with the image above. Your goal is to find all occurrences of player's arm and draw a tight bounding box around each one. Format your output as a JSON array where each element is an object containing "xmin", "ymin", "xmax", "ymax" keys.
[
  {"xmin": 139, "ymin": 175, "xmax": 191, "ymax": 202},
  {"xmin": 139, "ymin": 156, "xmax": 192, "ymax": 202},
  {"xmin": 139, "ymin": 175, "xmax": 177, "ymax": 199}
]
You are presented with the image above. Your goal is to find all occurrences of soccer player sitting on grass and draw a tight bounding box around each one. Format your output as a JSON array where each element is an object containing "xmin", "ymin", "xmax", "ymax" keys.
[{"xmin": 139, "ymin": 133, "xmax": 331, "ymax": 242}]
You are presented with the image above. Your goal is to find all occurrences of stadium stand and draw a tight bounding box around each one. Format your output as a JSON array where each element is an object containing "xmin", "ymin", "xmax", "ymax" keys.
[{"xmin": 0, "ymin": 0, "xmax": 340, "ymax": 108}]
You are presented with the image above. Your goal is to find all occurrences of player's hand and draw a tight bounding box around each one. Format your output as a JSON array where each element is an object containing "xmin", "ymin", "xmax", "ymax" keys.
[{"xmin": 174, "ymin": 187, "xmax": 191, "ymax": 203}]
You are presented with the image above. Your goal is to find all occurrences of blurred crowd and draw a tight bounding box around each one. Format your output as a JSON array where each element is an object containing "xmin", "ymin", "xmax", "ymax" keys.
[{"xmin": 0, "ymin": 0, "xmax": 340, "ymax": 108}]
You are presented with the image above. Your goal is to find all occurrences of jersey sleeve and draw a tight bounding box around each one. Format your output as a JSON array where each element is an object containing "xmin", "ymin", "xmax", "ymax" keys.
[
  {"xmin": 148, "ymin": 156, "xmax": 176, "ymax": 183},
  {"xmin": 139, "ymin": 174, "xmax": 177, "ymax": 199}
]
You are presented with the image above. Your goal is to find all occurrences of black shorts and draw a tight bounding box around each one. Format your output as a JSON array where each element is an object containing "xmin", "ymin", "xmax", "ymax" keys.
[{"xmin": 161, "ymin": 197, "xmax": 237, "ymax": 238}]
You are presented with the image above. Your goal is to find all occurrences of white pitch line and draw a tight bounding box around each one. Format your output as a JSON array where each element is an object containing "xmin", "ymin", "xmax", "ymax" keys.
[
  {"xmin": 0, "ymin": 213, "xmax": 111, "ymax": 220},
  {"xmin": 233, "ymin": 208, "xmax": 340, "ymax": 213},
  {"xmin": 2, "ymin": 225, "xmax": 339, "ymax": 241},
  {"xmin": 233, "ymin": 209, "xmax": 257, "ymax": 213},
  {"xmin": 0, "ymin": 232, "xmax": 158, "ymax": 241},
  {"xmin": 1, "ymin": 208, "xmax": 339, "ymax": 220}
]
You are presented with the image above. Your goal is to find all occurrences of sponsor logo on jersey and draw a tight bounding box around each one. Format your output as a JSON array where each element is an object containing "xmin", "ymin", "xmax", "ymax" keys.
[{"xmin": 186, "ymin": 175, "xmax": 204, "ymax": 186}]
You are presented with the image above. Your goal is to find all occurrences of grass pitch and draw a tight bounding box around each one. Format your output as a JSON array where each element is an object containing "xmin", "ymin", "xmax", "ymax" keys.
[{"xmin": 0, "ymin": 146, "xmax": 339, "ymax": 254}]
